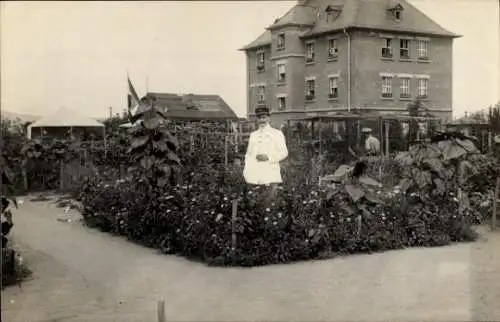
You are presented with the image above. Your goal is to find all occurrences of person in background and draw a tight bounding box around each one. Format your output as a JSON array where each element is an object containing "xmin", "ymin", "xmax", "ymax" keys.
[
  {"xmin": 243, "ymin": 106, "xmax": 288, "ymax": 203},
  {"xmin": 362, "ymin": 127, "xmax": 381, "ymax": 156}
]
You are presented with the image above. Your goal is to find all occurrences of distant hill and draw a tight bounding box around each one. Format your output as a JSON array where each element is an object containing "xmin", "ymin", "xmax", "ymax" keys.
[
  {"xmin": 2, "ymin": 110, "xmax": 106, "ymax": 124},
  {"xmin": 2, "ymin": 110, "xmax": 41, "ymax": 123}
]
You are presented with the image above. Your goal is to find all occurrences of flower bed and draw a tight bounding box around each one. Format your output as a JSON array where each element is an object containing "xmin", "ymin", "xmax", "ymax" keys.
[{"xmin": 78, "ymin": 161, "xmax": 479, "ymax": 267}]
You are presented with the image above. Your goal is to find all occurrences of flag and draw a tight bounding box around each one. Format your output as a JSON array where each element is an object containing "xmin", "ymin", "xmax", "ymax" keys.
[{"xmin": 127, "ymin": 76, "xmax": 141, "ymax": 118}]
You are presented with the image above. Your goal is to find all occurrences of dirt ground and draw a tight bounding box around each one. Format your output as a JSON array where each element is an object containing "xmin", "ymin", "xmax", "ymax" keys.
[{"xmin": 1, "ymin": 195, "xmax": 500, "ymax": 322}]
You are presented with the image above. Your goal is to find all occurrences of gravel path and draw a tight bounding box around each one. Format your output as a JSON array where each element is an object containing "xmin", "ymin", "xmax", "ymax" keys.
[{"xmin": 2, "ymin": 196, "xmax": 500, "ymax": 322}]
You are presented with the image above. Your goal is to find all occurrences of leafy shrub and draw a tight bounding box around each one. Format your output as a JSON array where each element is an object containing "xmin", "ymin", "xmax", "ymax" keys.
[{"xmin": 80, "ymin": 158, "xmax": 480, "ymax": 267}]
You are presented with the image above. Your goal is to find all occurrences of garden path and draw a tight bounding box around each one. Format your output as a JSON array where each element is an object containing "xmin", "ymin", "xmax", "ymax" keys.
[{"xmin": 2, "ymin": 196, "xmax": 500, "ymax": 322}]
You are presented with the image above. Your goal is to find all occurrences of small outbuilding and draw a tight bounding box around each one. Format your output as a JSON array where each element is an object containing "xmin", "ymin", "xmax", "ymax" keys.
[{"xmin": 27, "ymin": 107, "xmax": 105, "ymax": 140}]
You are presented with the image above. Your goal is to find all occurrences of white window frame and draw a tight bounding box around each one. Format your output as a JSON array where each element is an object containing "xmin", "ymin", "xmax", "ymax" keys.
[
  {"xmin": 277, "ymin": 33, "xmax": 285, "ymax": 50},
  {"xmin": 381, "ymin": 76, "xmax": 393, "ymax": 97},
  {"xmin": 417, "ymin": 40, "xmax": 428, "ymax": 59},
  {"xmin": 417, "ymin": 78, "xmax": 428, "ymax": 98},
  {"xmin": 400, "ymin": 39, "xmax": 410, "ymax": 59},
  {"xmin": 329, "ymin": 77, "xmax": 339, "ymax": 98},
  {"xmin": 399, "ymin": 78, "xmax": 411, "ymax": 98},
  {"xmin": 277, "ymin": 95, "xmax": 287, "ymax": 110},
  {"xmin": 327, "ymin": 38, "xmax": 338, "ymax": 58},
  {"xmin": 257, "ymin": 86, "xmax": 266, "ymax": 104},
  {"xmin": 306, "ymin": 42, "xmax": 315, "ymax": 62},
  {"xmin": 277, "ymin": 63, "xmax": 286, "ymax": 82},
  {"xmin": 305, "ymin": 78, "xmax": 316, "ymax": 99},
  {"xmin": 256, "ymin": 51, "xmax": 265, "ymax": 71},
  {"xmin": 381, "ymin": 38, "xmax": 393, "ymax": 58},
  {"xmin": 257, "ymin": 51, "xmax": 265, "ymax": 64}
]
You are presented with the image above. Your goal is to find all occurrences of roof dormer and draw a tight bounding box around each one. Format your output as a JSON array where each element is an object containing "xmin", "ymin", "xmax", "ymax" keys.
[
  {"xmin": 325, "ymin": 4, "xmax": 342, "ymax": 22},
  {"xmin": 387, "ymin": 2, "xmax": 404, "ymax": 21}
]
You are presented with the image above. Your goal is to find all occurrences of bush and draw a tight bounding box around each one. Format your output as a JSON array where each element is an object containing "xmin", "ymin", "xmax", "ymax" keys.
[{"xmin": 79, "ymin": 162, "xmax": 479, "ymax": 267}]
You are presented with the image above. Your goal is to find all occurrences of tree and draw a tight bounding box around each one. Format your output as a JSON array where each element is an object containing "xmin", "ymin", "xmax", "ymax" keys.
[{"xmin": 488, "ymin": 101, "xmax": 500, "ymax": 133}]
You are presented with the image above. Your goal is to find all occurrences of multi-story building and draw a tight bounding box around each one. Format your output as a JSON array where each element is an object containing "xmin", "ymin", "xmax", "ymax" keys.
[{"xmin": 240, "ymin": 0, "xmax": 460, "ymax": 125}]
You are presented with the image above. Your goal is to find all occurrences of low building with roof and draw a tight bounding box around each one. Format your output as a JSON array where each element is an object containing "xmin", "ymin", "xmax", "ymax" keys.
[
  {"xmin": 27, "ymin": 107, "xmax": 105, "ymax": 140},
  {"xmin": 240, "ymin": 0, "xmax": 460, "ymax": 126},
  {"xmin": 141, "ymin": 92, "xmax": 238, "ymax": 121}
]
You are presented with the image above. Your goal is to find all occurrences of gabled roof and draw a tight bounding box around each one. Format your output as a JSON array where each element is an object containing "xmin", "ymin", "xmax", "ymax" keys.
[
  {"xmin": 301, "ymin": 0, "xmax": 460, "ymax": 38},
  {"xmin": 28, "ymin": 107, "xmax": 104, "ymax": 128},
  {"xmin": 142, "ymin": 93, "xmax": 238, "ymax": 121},
  {"xmin": 266, "ymin": 5, "xmax": 318, "ymax": 30},
  {"xmin": 239, "ymin": 30, "xmax": 272, "ymax": 51}
]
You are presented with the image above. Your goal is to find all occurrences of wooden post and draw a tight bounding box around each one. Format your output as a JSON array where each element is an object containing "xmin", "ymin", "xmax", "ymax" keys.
[
  {"xmin": 157, "ymin": 300, "xmax": 165, "ymax": 322},
  {"xmin": 22, "ymin": 166, "xmax": 28, "ymax": 192},
  {"xmin": 224, "ymin": 135, "xmax": 229, "ymax": 168},
  {"xmin": 318, "ymin": 117, "xmax": 322, "ymax": 157},
  {"xmin": 59, "ymin": 161, "xmax": 64, "ymax": 191},
  {"xmin": 385, "ymin": 121, "xmax": 390, "ymax": 156},
  {"xmin": 488, "ymin": 131, "xmax": 492, "ymax": 153},
  {"xmin": 231, "ymin": 199, "xmax": 238, "ymax": 265},
  {"xmin": 493, "ymin": 177, "xmax": 500, "ymax": 230},
  {"xmin": 356, "ymin": 119, "xmax": 361, "ymax": 150}
]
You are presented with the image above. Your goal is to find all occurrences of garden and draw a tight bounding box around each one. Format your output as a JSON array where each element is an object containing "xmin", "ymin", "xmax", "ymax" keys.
[
  {"xmin": 1, "ymin": 105, "xmax": 499, "ymax": 271},
  {"xmin": 77, "ymin": 106, "xmax": 499, "ymax": 266}
]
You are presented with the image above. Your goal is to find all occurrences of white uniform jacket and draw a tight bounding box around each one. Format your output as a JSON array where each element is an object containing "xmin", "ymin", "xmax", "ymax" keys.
[{"xmin": 243, "ymin": 125, "xmax": 288, "ymax": 185}]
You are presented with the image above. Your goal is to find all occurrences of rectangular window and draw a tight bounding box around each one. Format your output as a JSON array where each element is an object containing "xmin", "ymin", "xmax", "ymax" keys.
[
  {"xmin": 277, "ymin": 64, "xmax": 286, "ymax": 82},
  {"xmin": 277, "ymin": 33, "xmax": 285, "ymax": 50},
  {"xmin": 400, "ymin": 39, "xmax": 410, "ymax": 59},
  {"xmin": 381, "ymin": 76, "xmax": 393, "ymax": 98},
  {"xmin": 257, "ymin": 86, "xmax": 265, "ymax": 104},
  {"xmin": 277, "ymin": 96, "xmax": 287, "ymax": 110},
  {"xmin": 417, "ymin": 78, "xmax": 428, "ymax": 98},
  {"xmin": 306, "ymin": 43, "xmax": 315, "ymax": 62},
  {"xmin": 305, "ymin": 79, "xmax": 316, "ymax": 100},
  {"xmin": 256, "ymin": 52, "xmax": 265, "ymax": 71},
  {"xmin": 381, "ymin": 38, "xmax": 393, "ymax": 58},
  {"xmin": 329, "ymin": 77, "xmax": 338, "ymax": 99},
  {"xmin": 417, "ymin": 40, "xmax": 428, "ymax": 59},
  {"xmin": 328, "ymin": 39, "xmax": 338, "ymax": 59},
  {"xmin": 399, "ymin": 78, "xmax": 411, "ymax": 98}
]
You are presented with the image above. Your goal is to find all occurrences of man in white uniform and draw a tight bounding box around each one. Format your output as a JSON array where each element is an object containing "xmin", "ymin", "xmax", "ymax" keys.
[{"xmin": 243, "ymin": 107, "xmax": 288, "ymax": 198}]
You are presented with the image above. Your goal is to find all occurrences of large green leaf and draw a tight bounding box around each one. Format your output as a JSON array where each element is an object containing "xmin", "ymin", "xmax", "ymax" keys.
[
  {"xmin": 422, "ymin": 158, "xmax": 445, "ymax": 178},
  {"xmin": 455, "ymin": 139, "xmax": 479, "ymax": 154},
  {"xmin": 167, "ymin": 151, "xmax": 181, "ymax": 165},
  {"xmin": 399, "ymin": 179, "xmax": 413, "ymax": 194},
  {"xmin": 332, "ymin": 165, "xmax": 353, "ymax": 179},
  {"xmin": 157, "ymin": 177, "xmax": 168, "ymax": 187},
  {"xmin": 344, "ymin": 184, "xmax": 364, "ymax": 202},
  {"xmin": 142, "ymin": 116, "xmax": 162, "ymax": 130},
  {"xmin": 153, "ymin": 140, "xmax": 168, "ymax": 152},
  {"xmin": 130, "ymin": 135, "xmax": 150, "ymax": 150},
  {"xmin": 433, "ymin": 178, "xmax": 446, "ymax": 195},
  {"xmin": 394, "ymin": 151, "xmax": 413, "ymax": 166},
  {"xmin": 413, "ymin": 169, "xmax": 432, "ymax": 188},
  {"xmin": 442, "ymin": 141, "xmax": 466, "ymax": 161},
  {"xmin": 423, "ymin": 144, "xmax": 442, "ymax": 159},
  {"xmin": 364, "ymin": 191, "xmax": 383, "ymax": 204},
  {"xmin": 140, "ymin": 156, "xmax": 155, "ymax": 169},
  {"xmin": 358, "ymin": 176, "xmax": 382, "ymax": 187}
]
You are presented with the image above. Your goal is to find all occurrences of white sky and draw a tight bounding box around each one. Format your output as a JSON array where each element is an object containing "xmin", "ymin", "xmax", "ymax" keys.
[{"xmin": 1, "ymin": 0, "xmax": 499, "ymax": 119}]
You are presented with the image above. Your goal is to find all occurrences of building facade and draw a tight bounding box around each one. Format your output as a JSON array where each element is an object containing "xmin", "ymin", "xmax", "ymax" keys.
[{"xmin": 240, "ymin": 0, "xmax": 460, "ymax": 125}]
